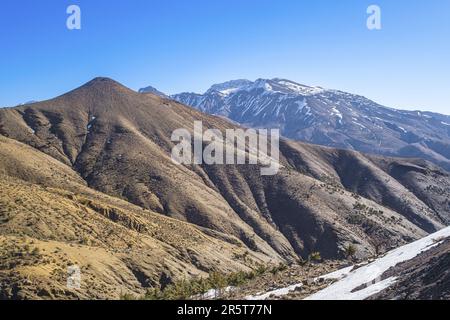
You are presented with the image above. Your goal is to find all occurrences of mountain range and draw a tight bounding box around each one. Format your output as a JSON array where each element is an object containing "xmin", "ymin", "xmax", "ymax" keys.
[
  {"xmin": 1, "ymin": 77, "xmax": 450, "ymax": 299},
  {"xmin": 145, "ymin": 78, "xmax": 450, "ymax": 171}
]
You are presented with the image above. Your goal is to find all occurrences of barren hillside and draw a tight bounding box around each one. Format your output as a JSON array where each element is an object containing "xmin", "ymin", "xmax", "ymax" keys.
[{"xmin": 0, "ymin": 135, "xmax": 272, "ymax": 299}]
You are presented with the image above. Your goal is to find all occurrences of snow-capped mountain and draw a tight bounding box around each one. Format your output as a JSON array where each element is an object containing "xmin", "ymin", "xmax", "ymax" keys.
[
  {"xmin": 206, "ymin": 79, "xmax": 253, "ymax": 95},
  {"xmin": 162, "ymin": 78, "xmax": 450, "ymax": 171}
]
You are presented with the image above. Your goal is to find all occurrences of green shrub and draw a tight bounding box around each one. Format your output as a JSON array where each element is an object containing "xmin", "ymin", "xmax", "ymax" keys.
[
  {"xmin": 31, "ymin": 247, "xmax": 41, "ymax": 256},
  {"xmin": 308, "ymin": 252, "xmax": 322, "ymax": 263},
  {"xmin": 344, "ymin": 244, "xmax": 357, "ymax": 259},
  {"xmin": 137, "ymin": 267, "xmax": 272, "ymax": 300},
  {"xmin": 270, "ymin": 263, "xmax": 288, "ymax": 275}
]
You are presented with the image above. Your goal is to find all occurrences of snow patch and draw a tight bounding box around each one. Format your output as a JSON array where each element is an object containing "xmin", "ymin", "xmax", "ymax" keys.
[
  {"xmin": 276, "ymin": 80, "xmax": 324, "ymax": 96},
  {"xmin": 330, "ymin": 106, "xmax": 343, "ymax": 120},
  {"xmin": 219, "ymin": 88, "xmax": 240, "ymax": 96},
  {"xmin": 305, "ymin": 226, "xmax": 450, "ymax": 300},
  {"xmin": 344, "ymin": 277, "xmax": 397, "ymax": 300},
  {"xmin": 246, "ymin": 283, "xmax": 303, "ymax": 300},
  {"xmin": 243, "ymin": 227, "xmax": 450, "ymax": 301},
  {"xmin": 87, "ymin": 116, "xmax": 97, "ymax": 132},
  {"xmin": 294, "ymin": 100, "xmax": 307, "ymax": 114},
  {"xmin": 330, "ymin": 106, "xmax": 343, "ymax": 124},
  {"xmin": 352, "ymin": 121, "xmax": 366, "ymax": 129},
  {"xmin": 316, "ymin": 266, "xmax": 354, "ymax": 281},
  {"xmin": 398, "ymin": 126, "xmax": 407, "ymax": 133},
  {"xmin": 195, "ymin": 286, "xmax": 235, "ymax": 300}
]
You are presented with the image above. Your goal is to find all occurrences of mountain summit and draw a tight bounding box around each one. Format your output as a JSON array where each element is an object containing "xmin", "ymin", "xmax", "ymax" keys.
[{"xmin": 138, "ymin": 85, "xmax": 168, "ymax": 98}]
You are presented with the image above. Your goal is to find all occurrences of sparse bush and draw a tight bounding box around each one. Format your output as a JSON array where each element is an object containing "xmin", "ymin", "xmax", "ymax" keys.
[
  {"xmin": 228, "ymin": 271, "xmax": 251, "ymax": 286},
  {"xmin": 80, "ymin": 236, "xmax": 90, "ymax": 245},
  {"xmin": 136, "ymin": 266, "xmax": 274, "ymax": 300},
  {"xmin": 121, "ymin": 293, "xmax": 137, "ymax": 300},
  {"xmin": 344, "ymin": 244, "xmax": 357, "ymax": 260},
  {"xmin": 31, "ymin": 247, "xmax": 41, "ymax": 256},
  {"xmin": 254, "ymin": 264, "xmax": 268, "ymax": 276},
  {"xmin": 308, "ymin": 252, "xmax": 322, "ymax": 263},
  {"xmin": 270, "ymin": 263, "xmax": 288, "ymax": 275},
  {"xmin": 208, "ymin": 271, "xmax": 228, "ymax": 290},
  {"xmin": 346, "ymin": 213, "xmax": 364, "ymax": 225},
  {"xmin": 353, "ymin": 202, "xmax": 367, "ymax": 211}
]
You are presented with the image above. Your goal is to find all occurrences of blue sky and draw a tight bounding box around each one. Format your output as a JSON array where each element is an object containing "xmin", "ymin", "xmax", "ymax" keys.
[{"xmin": 0, "ymin": 0, "xmax": 449, "ymax": 114}]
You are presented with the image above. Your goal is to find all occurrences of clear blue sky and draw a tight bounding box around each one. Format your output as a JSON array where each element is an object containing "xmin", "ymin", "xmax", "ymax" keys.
[{"xmin": 1, "ymin": 0, "xmax": 449, "ymax": 114}]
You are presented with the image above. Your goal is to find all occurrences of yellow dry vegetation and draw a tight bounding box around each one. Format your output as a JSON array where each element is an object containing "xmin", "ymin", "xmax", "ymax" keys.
[{"xmin": 0, "ymin": 136, "xmax": 272, "ymax": 299}]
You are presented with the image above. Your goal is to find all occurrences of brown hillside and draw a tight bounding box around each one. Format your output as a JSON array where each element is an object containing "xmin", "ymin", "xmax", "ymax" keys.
[
  {"xmin": 0, "ymin": 135, "xmax": 273, "ymax": 299},
  {"xmin": 1, "ymin": 77, "xmax": 450, "ymax": 267}
]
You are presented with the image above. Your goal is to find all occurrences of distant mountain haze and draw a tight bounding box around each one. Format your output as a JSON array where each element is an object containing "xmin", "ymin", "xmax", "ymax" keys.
[{"xmin": 138, "ymin": 85, "xmax": 168, "ymax": 99}]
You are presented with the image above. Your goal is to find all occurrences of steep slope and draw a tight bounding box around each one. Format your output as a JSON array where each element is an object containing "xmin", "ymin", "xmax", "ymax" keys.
[
  {"xmin": 369, "ymin": 239, "xmax": 450, "ymax": 300},
  {"xmin": 245, "ymin": 226, "xmax": 450, "ymax": 300},
  {"xmin": 170, "ymin": 78, "xmax": 450, "ymax": 171},
  {"xmin": 0, "ymin": 135, "xmax": 271, "ymax": 299},
  {"xmin": 305, "ymin": 226, "xmax": 450, "ymax": 300},
  {"xmin": 1, "ymin": 77, "xmax": 450, "ymax": 265}
]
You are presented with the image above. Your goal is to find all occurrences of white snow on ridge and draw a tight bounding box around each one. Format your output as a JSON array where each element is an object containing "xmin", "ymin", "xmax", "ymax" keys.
[
  {"xmin": 219, "ymin": 88, "xmax": 240, "ymax": 96},
  {"xmin": 330, "ymin": 106, "xmax": 343, "ymax": 125},
  {"xmin": 330, "ymin": 106, "xmax": 343, "ymax": 120},
  {"xmin": 294, "ymin": 100, "xmax": 307, "ymax": 114},
  {"xmin": 441, "ymin": 122, "xmax": 450, "ymax": 126},
  {"xmin": 276, "ymin": 80, "xmax": 325, "ymax": 96},
  {"xmin": 206, "ymin": 79, "xmax": 253, "ymax": 96},
  {"xmin": 316, "ymin": 266, "xmax": 354, "ymax": 281},
  {"xmin": 305, "ymin": 226, "xmax": 450, "ymax": 300}
]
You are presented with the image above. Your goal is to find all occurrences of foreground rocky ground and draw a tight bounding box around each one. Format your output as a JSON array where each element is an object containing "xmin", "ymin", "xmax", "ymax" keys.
[
  {"xmin": 223, "ymin": 261, "xmax": 344, "ymax": 300},
  {"xmin": 224, "ymin": 227, "xmax": 450, "ymax": 301}
]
